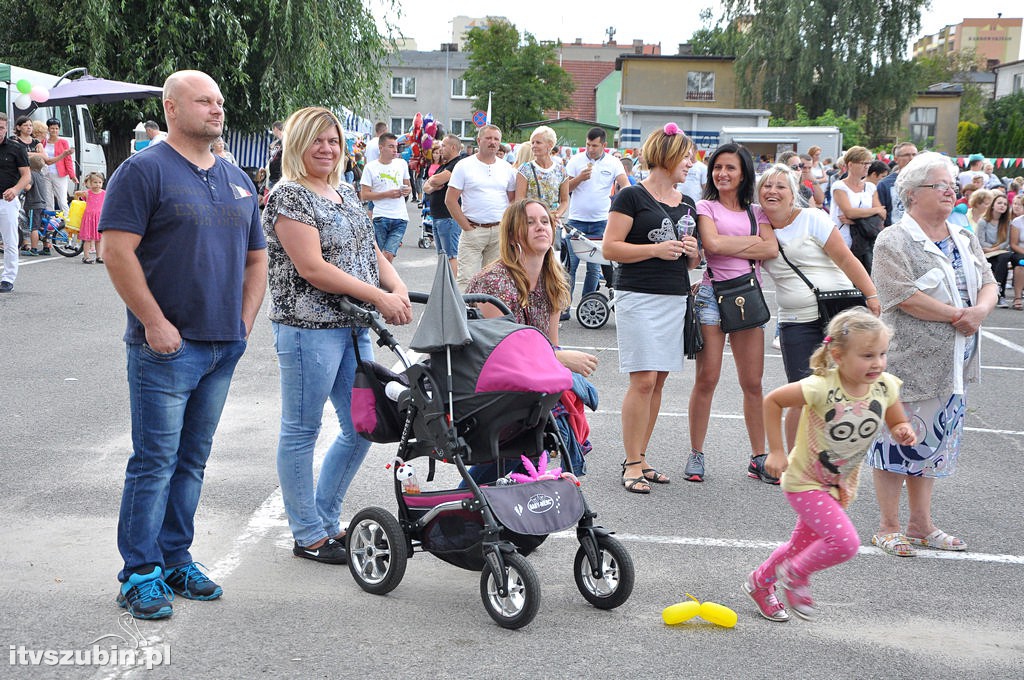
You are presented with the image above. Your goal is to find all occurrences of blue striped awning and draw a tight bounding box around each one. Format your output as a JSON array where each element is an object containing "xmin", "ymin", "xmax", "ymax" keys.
[{"xmin": 223, "ymin": 129, "xmax": 274, "ymax": 170}]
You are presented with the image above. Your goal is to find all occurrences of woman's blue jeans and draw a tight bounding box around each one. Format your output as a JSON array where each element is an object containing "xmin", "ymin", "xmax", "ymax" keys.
[
  {"xmin": 273, "ymin": 323, "xmax": 373, "ymax": 547},
  {"xmin": 117, "ymin": 339, "xmax": 247, "ymax": 582}
]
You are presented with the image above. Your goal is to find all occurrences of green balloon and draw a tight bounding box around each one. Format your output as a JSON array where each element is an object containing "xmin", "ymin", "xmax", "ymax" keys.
[{"xmin": 16, "ymin": 79, "xmax": 32, "ymax": 94}]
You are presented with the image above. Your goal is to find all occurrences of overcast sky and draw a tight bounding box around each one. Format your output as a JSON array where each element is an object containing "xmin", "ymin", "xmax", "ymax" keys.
[{"xmin": 370, "ymin": 0, "xmax": 1023, "ymax": 59}]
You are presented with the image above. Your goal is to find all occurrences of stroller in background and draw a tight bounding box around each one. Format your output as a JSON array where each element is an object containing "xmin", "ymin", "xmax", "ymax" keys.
[
  {"xmin": 563, "ymin": 224, "xmax": 615, "ymax": 329},
  {"xmin": 342, "ymin": 288, "xmax": 634, "ymax": 629},
  {"xmin": 416, "ymin": 203, "xmax": 434, "ymax": 250}
]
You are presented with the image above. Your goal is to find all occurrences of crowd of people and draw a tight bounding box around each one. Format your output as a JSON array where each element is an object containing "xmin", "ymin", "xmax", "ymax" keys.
[{"xmin": 2, "ymin": 71, "xmax": 1013, "ymax": 628}]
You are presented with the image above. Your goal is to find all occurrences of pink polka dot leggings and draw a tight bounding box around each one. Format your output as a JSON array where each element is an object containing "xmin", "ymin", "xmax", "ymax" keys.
[{"xmin": 753, "ymin": 489, "xmax": 860, "ymax": 588}]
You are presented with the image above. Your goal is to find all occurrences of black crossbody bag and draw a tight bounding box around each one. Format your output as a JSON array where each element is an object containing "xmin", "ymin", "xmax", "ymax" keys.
[
  {"xmin": 707, "ymin": 208, "xmax": 771, "ymax": 333},
  {"xmin": 777, "ymin": 245, "xmax": 865, "ymax": 331}
]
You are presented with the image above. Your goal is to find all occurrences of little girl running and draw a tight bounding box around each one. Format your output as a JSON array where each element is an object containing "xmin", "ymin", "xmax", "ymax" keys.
[
  {"xmin": 75, "ymin": 172, "xmax": 106, "ymax": 264},
  {"xmin": 743, "ymin": 308, "xmax": 916, "ymax": 621}
]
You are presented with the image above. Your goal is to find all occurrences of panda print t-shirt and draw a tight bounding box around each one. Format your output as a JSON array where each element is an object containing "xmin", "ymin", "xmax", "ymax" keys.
[{"xmin": 780, "ymin": 368, "xmax": 902, "ymax": 507}]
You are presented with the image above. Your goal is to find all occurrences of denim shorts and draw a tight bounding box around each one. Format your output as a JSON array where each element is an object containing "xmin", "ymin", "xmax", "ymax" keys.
[
  {"xmin": 694, "ymin": 283, "xmax": 767, "ymax": 331},
  {"xmin": 373, "ymin": 217, "xmax": 408, "ymax": 256},
  {"xmin": 432, "ymin": 217, "xmax": 460, "ymax": 257}
]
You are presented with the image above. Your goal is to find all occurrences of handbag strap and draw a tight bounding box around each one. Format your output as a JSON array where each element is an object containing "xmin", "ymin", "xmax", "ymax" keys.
[
  {"xmin": 776, "ymin": 244, "xmax": 817, "ymax": 293},
  {"xmin": 706, "ymin": 206, "xmax": 757, "ymax": 282}
]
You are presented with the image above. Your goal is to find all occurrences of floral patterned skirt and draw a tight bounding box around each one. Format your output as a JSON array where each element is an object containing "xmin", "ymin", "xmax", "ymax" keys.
[{"xmin": 867, "ymin": 394, "xmax": 965, "ymax": 478}]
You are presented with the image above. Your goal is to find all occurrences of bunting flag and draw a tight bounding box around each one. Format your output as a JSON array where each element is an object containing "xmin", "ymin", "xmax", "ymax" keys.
[{"xmin": 956, "ymin": 156, "xmax": 1024, "ymax": 169}]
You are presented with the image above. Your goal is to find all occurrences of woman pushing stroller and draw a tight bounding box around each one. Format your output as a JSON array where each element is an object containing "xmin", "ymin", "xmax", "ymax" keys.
[{"xmin": 262, "ymin": 107, "xmax": 412, "ymax": 565}]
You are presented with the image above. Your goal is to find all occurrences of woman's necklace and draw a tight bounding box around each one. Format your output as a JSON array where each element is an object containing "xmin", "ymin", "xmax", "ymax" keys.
[{"xmin": 643, "ymin": 181, "xmax": 676, "ymax": 205}]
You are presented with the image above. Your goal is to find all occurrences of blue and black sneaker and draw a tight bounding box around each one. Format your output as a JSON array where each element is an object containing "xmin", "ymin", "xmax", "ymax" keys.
[
  {"xmin": 116, "ymin": 567, "xmax": 174, "ymax": 619},
  {"xmin": 165, "ymin": 562, "xmax": 223, "ymax": 600}
]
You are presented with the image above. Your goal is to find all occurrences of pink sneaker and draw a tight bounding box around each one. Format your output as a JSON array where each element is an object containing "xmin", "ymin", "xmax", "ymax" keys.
[
  {"xmin": 775, "ymin": 562, "xmax": 816, "ymax": 620},
  {"xmin": 743, "ymin": 572, "xmax": 789, "ymax": 622}
]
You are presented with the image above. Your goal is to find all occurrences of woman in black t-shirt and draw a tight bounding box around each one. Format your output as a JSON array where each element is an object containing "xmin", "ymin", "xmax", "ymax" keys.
[{"xmin": 603, "ymin": 124, "xmax": 700, "ymax": 494}]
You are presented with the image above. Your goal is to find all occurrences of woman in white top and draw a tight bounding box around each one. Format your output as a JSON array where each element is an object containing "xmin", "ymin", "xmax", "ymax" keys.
[
  {"xmin": 758, "ymin": 163, "xmax": 879, "ymax": 445},
  {"xmin": 807, "ymin": 145, "xmax": 828, "ymax": 190},
  {"xmin": 829, "ymin": 146, "xmax": 886, "ymax": 247},
  {"xmin": 515, "ymin": 125, "xmax": 569, "ymax": 224}
]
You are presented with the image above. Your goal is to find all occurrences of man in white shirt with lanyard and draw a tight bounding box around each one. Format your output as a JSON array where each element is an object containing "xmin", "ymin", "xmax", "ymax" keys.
[
  {"xmin": 445, "ymin": 124, "xmax": 517, "ymax": 289},
  {"xmin": 563, "ymin": 127, "xmax": 629, "ymax": 306}
]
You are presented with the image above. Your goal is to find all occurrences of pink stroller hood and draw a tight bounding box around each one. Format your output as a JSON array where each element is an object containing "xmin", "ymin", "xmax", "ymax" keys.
[{"xmin": 475, "ymin": 326, "xmax": 571, "ymax": 394}]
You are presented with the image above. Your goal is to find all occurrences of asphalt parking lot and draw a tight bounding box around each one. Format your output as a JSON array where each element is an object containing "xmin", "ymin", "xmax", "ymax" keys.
[{"xmin": 1, "ymin": 207, "xmax": 1022, "ymax": 678}]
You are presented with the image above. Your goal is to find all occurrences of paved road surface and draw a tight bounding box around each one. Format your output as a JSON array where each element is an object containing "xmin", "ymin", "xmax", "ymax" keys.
[{"xmin": 1, "ymin": 209, "xmax": 1022, "ymax": 678}]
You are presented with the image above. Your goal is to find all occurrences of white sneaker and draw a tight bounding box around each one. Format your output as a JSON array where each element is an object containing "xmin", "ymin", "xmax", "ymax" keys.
[{"xmin": 772, "ymin": 336, "xmax": 781, "ymax": 350}]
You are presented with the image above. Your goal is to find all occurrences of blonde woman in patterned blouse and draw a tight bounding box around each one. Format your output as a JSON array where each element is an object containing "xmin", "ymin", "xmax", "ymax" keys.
[{"xmin": 262, "ymin": 106, "xmax": 412, "ymax": 565}]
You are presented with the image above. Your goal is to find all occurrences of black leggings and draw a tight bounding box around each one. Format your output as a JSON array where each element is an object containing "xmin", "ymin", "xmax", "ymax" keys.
[{"xmin": 986, "ymin": 252, "xmax": 1014, "ymax": 293}]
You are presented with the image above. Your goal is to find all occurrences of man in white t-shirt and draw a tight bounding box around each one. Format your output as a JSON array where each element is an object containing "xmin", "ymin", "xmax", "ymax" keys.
[
  {"xmin": 677, "ymin": 159, "xmax": 707, "ymax": 204},
  {"xmin": 563, "ymin": 127, "xmax": 629, "ymax": 301},
  {"xmin": 957, "ymin": 154, "xmax": 986, "ymax": 192},
  {"xmin": 364, "ymin": 121, "xmax": 388, "ymax": 165},
  {"xmin": 361, "ymin": 132, "xmax": 411, "ymax": 261},
  {"xmin": 445, "ymin": 124, "xmax": 517, "ymax": 288}
]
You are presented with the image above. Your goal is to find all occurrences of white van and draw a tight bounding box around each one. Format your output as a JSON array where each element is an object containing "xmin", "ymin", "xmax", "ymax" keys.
[{"xmin": 1, "ymin": 63, "xmax": 108, "ymax": 192}]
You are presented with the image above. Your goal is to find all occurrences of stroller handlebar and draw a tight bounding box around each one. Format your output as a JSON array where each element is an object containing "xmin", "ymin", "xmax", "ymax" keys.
[{"xmin": 408, "ymin": 291, "xmax": 514, "ymax": 317}]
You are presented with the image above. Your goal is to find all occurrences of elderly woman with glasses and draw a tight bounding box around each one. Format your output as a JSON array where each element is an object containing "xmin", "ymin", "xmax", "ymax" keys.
[{"xmin": 867, "ymin": 152, "xmax": 997, "ymax": 558}]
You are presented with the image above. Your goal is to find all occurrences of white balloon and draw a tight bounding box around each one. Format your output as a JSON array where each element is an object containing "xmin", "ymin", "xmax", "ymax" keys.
[{"xmin": 14, "ymin": 93, "xmax": 32, "ymax": 109}]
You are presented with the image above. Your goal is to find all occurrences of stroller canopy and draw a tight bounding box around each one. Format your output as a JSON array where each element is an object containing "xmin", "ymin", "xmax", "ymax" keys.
[{"xmin": 433, "ymin": 317, "xmax": 571, "ymax": 396}]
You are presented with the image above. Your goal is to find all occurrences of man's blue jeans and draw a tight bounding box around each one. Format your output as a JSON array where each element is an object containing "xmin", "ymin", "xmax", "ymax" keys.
[
  {"xmin": 373, "ymin": 217, "xmax": 408, "ymax": 257},
  {"xmin": 117, "ymin": 339, "xmax": 247, "ymax": 582},
  {"xmin": 565, "ymin": 219, "xmax": 608, "ymax": 299},
  {"xmin": 272, "ymin": 323, "xmax": 373, "ymax": 547}
]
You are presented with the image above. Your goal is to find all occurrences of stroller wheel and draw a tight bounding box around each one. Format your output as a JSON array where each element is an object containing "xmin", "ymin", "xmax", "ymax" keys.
[
  {"xmin": 576, "ymin": 293, "xmax": 610, "ymax": 329},
  {"xmin": 347, "ymin": 507, "xmax": 408, "ymax": 595},
  {"xmin": 418, "ymin": 237, "xmax": 432, "ymax": 249},
  {"xmin": 573, "ymin": 534, "xmax": 634, "ymax": 609},
  {"xmin": 479, "ymin": 551, "xmax": 540, "ymax": 629}
]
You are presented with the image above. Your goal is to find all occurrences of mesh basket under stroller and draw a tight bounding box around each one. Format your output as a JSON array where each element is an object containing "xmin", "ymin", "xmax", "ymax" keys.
[{"xmin": 342, "ymin": 286, "xmax": 634, "ymax": 630}]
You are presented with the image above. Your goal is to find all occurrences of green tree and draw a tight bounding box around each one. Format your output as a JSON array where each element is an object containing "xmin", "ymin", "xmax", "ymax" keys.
[
  {"xmin": 462, "ymin": 20, "xmax": 573, "ymax": 135},
  {"xmin": 769, "ymin": 104, "xmax": 867, "ymax": 148},
  {"xmin": 689, "ymin": 8, "xmax": 747, "ymax": 56},
  {"xmin": 717, "ymin": 0, "xmax": 926, "ymax": 145},
  {"xmin": 0, "ymin": 0, "xmax": 397, "ymax": 168},
  {"xmin": 972, "ymin": 92, "xmax": 1024, "ymax": 155},
  {"xmin": 912, "ymin": 51, "xmax": 987, "ymax": 125},
  {"xmin": 957, "ymin": 121, "xmax": 980, "ymax": 155}
]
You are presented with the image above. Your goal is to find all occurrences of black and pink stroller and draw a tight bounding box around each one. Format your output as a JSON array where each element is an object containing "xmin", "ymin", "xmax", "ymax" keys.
[{"xmin": 342, "ymin": 267, "xmax": 633, "ymax": 629}]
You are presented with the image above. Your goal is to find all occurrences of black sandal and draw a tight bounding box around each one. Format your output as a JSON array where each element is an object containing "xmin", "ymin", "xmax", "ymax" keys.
[
  {"xmin": 641, "ymin": 453, "xmax": 670, "ymax": 483},
  {"xmin": 621, "ymin": 460, "xmax": 651, "ymax": 494}
]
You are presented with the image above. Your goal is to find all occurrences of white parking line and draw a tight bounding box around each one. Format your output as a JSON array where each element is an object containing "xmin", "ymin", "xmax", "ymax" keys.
[
  {"xmin": 208, "ymin": 489, "xmax": 285, "ymax": 581},
  {"xmin": 982, "ymin": 329, "xmax": 1024, "ymax": 354},
  {"xmin": 593, "ymin": 409, "xmax": 1024, "ymax": 436},
  {"xmin": 551, "ymin": 532, "xmax": 1024, "ymax": 565}
]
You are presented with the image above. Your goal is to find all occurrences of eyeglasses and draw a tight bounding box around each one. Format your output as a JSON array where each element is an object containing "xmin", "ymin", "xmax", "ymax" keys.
[
  {"xmin": 919, "ymin": 182, "xmax": 955, "ymax": 193},
  {"xmin": 789, "ymin": 164, "xmax": 804, "ymax": 170}
]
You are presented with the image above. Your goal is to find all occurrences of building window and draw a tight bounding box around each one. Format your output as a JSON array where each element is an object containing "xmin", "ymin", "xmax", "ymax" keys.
[
  {"xmin": 450, "ymin": 119, "xmax": 475, "ymax": 138},
  {"xmin": 391, "ymin": 76, "xmax": 416, "ymax": 97},
  {"xmin": 686, "ymin": 71, "xmax": 715, "ymax": 101},
  {"xmin": 908, "ymin": 107, "xmax": 937, "ymax": 145},
  {"xmin": 451, "ymin": 78, "xmax": 469, "ymax": 98},
  {"xmin": 1013, "ymin": 73, "xmax": 1024, "ymax": 94},
  {"xmin": 390, "ymin": 117, "xmax": 415, "ymax": 135}
]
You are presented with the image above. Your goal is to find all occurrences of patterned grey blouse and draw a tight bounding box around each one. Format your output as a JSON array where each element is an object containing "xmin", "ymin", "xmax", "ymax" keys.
[{"xmin": 263, "ymin": 181, "xmax": 379, "ymax": 329}]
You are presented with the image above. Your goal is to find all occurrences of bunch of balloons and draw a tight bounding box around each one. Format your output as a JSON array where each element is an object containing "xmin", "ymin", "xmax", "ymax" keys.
[
  {"xmin": 398, "ymin": 112, "xmax": 442, "ymax": 164},
  {"xmin": 12, "ymin": 79, "xmax": 50, "ymax": 110}
]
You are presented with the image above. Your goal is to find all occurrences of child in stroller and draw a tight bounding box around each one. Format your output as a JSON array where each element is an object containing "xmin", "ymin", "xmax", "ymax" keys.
[{"xmin": 343, "ymin": 287, "xmax": 633, "ymax": 630}]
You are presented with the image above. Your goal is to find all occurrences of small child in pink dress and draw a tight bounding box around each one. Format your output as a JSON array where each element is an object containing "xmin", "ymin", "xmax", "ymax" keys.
[{"xmin": 75, "ymin": 172, "xmax": 106, "ymax": 264}]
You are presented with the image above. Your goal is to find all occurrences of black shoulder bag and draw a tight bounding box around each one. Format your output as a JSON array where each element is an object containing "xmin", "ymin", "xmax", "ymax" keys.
[
  {"xmin": 642, "ymin": 187, "xmax": 703, "ymax": 356},
  {"xmin": 777, "ymin": 244, "xmax": 866, "ymax": 331},
  {"xmin": 706, "ymin": 208, "xmax": 771, "ymax": 333}
]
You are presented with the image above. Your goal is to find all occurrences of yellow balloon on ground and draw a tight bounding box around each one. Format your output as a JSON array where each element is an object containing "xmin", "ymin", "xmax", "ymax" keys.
[
  {"xmin": 663, "ymin": 594, "xmax": 738, "ymax": 628},
  {"xmin": 699, "ymin": 601, "xmax": 738, "ymax": 628},
  {"xmin": 661, "ymin": 600, "xmax": 700, "ymax": 625}
]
